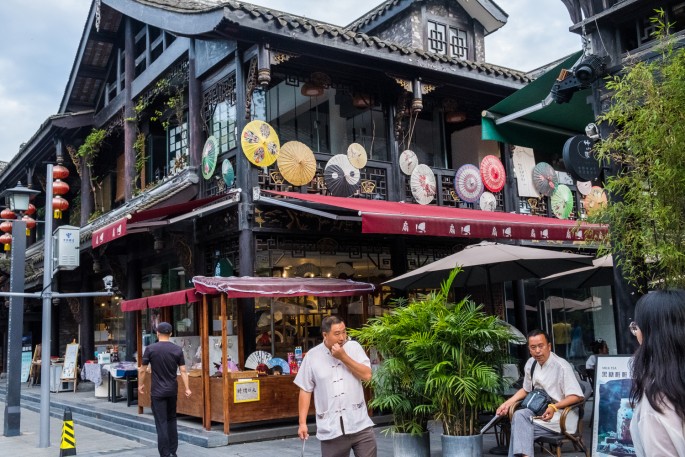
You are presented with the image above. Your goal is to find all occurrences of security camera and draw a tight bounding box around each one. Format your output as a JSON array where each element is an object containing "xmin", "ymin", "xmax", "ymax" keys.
[
  {"xmin": 103, "ymin": 275, "xmax": 114, "ymax": 291},
  {"xmin": 585, "ymin": 123, "xmax": 600, "ymax": 141}
]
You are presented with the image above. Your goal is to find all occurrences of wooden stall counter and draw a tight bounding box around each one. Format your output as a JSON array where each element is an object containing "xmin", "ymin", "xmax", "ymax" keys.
[{"xmin": 138, "ymin": 373, "xmax": 313, "ymax": 433}]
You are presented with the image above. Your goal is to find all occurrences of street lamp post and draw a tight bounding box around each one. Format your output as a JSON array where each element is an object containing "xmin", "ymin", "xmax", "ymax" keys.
[{"xmin": 2, "ymin": 182, "xmax": 39, "ymax": 437}]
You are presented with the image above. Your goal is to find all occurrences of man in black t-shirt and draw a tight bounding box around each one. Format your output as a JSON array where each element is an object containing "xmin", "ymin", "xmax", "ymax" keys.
[{"xmin": 139, "ymin": 322, "xmax": 191, "ymax": 457}]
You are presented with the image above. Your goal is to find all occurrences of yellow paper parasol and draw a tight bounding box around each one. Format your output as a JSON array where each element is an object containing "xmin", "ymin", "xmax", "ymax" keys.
[
  {"xmin": 241, "ymin": 120, "xmax": 280, "ymax": 167},
  {"xmin": 347, "ymin": 143, "xmax": 368, "ymax": 169},
  {"xmin": 277, "ymin": 141, "xmax": 317, "ymax": 186},
  {"xmin": 584, "ymin": 186, "xmax": 607, "ymax": 216}
]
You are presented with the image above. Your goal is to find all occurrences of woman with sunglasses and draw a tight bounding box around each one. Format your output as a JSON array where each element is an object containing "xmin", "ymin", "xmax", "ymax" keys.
[{"xmin": 630, "ymin": 289, "xmax": 685, "ymax": 456}]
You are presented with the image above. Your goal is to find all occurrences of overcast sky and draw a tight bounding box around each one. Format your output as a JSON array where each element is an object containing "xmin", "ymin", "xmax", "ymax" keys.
[{"xmin": 0, "ymin": 0, "xmax": 580, "ymax": 163}]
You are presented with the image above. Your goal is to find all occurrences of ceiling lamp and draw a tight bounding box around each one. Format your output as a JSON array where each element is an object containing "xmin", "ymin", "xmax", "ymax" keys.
[
  {"xmin": 301, "ymin": 72, "xmax": 331, "ymax": 97},
  {"xmin": 445, "ymin": 111, "xmax": 467, "ymax": 123},
  {"xmin": 352, "ymin": 93, "xmax": 374, "ymax": 109}
]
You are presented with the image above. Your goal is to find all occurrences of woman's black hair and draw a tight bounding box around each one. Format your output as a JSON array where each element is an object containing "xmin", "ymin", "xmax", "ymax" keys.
[{"xmin": 631, "ymin": 289, "xmax": 685, "ymax": 420}]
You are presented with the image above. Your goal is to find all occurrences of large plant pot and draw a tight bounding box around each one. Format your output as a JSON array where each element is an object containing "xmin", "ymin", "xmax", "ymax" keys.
[
  {"xmin": 393, "ymin": 431, "xmax": 430, "ymax": 457},
  {"xmin": 441, "ymin": 434, "xmax": 482, "ymax": 457}
]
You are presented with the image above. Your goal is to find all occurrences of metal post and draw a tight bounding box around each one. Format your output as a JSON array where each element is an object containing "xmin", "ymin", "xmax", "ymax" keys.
[
  {"xmin": 39, "ymin": 164, "xmax": 54, "ymax": 448},
  {"xmin": 3, "ymin": 218, "xmax": 27, "ymax": 437}
]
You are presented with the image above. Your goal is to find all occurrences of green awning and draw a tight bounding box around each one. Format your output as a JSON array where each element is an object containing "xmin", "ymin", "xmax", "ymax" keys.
[{"xmin": 482, "ymin": 51, "xmax": 595, "ymax": 152}]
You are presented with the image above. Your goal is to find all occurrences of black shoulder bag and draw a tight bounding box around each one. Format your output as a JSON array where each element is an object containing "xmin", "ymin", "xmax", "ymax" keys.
[{"xmin": 520, "ymin": 361, "xmax": 553, "ymax": 416}]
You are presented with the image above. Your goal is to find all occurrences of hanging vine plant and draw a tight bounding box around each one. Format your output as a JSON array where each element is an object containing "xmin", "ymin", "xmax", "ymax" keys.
[{"xmin": 77, "ymin": 128, "xmax": 107, "ymax": 211}]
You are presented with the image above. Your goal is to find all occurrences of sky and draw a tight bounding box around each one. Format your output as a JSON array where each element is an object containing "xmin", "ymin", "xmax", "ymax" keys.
[{"xmin": 0, "ymin": 0, "xmax": 581, "ymax": 163}]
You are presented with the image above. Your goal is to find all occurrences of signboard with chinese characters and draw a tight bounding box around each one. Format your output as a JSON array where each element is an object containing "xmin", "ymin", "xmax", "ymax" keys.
[
  {"xmin": 234, "ymin": 379, "xmax": 260, "ymax": 403},
  {"xmin": 592, "ymin": 355, "xmax": 635, "ymax": 457},
  {"xmin": 92, "ymin": 217, "xmax": 127, "ymax": 248}
]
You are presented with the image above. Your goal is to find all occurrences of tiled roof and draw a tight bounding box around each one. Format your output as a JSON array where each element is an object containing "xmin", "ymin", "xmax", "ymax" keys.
[{"xmin": 131, "ymin": 0, "xmax": 529, "ymax": 83}]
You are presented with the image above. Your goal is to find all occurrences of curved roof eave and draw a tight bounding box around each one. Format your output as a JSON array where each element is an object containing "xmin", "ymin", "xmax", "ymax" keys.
[{"xmin": 102, "ymin": 0, "xmax": 227, "ymax": 36}]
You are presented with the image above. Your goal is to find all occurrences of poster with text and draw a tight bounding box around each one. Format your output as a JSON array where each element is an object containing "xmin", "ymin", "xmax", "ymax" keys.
[
  {"xmin": 592, "ymin": 355, "xmax": 635, "ymax": 457},
  {"xmin": 512, "ymin": 146, "xmax": 540, "ymax": 198}
]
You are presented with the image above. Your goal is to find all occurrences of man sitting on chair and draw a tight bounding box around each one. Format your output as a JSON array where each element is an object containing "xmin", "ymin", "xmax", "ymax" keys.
[{"xmin": 496, "ymin": 329, "xmax": 584, "ymax": 457}]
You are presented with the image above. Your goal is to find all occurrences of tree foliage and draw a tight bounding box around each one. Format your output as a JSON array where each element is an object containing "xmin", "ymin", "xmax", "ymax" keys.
[{"xmin": 593, "ymin": 9, "xmax": 685, "ymax": 289}]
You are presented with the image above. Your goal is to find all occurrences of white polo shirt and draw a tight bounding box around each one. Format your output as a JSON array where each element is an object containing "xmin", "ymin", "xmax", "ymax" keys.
[
  {"xmin": 523, "ymin": 352, "xmax": 584, "ymax": 433},
  {"xmin": 294, "ymin": 340, "xmax": 374, "ymax": 440}
]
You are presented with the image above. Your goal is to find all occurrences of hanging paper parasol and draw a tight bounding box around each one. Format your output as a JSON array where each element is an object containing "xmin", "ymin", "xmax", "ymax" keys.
[
  {"xmin": 410, "ymin": 164, "xmax": 437, "ymax": 205},
  {"xmin": 551, "ymin": 184, "xmax": 574, "ymax": 219},
  {"xmin": 532, "ymin": 162, "xmax": 558, "ymax": 197},
  {"xmin": 480, "ymin": 192, "xmax": 497, "ymax": 212},
  {"xmin": 455, "ymin": 164, "xmax": 484, "ymax": 203},
  {"xmin": 576, "ymin": 180, "xmax": 592, "ymax": 196},
  {"xmin": 347, "ymin": 143, "xmax": 368, "ymax": 169},
  {"xmin": 399, "ymin": 150, "xmax": 419, "ymax": 176},
  {"xmin": 324, "ymin": 154, "xmax": 360, "ymax": 197},
  {"xmin": 584, "ymin": 186, "xmax": 607, "ymax": 216},
  {"xmin": 479, "ymin": 155, "xmax": 506, "ymax": 192},
  {"xmin": 241, "ymin": 120, "xmax": 280, "ymax": 167},
  {"xmin": 221, "ymin": 159, "xmax": 235, "ymax": 187},
  {"xmin": 201, "ymin": 136, "xmax": 219, "ymax": 180},
  {"xmin": 277, "ymin": 141, "xmax": 316, "ymax": 186}
]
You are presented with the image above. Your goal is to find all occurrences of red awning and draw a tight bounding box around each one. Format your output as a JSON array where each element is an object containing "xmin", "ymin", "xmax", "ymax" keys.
[
  {"xmin": 92, "ymin": 194, "xmax": 224, "ymax": 248},
  {"xmin": 121, "ymin": 297, "xmax": 148, "ymax": 312},
  {"xmin": 262, "ymin": 191, "xmax": 607, "ymax": 242},
  {"xmin": 147, "ymin": 288, "xmax": 200, "ymax": 308},
  {"xmin": 121, "ymin": 288, "xmax": 200, "ymax": 312},
  {"xmin": 192, "ymin": 276, "xmax": 375, "ymax": 298}
]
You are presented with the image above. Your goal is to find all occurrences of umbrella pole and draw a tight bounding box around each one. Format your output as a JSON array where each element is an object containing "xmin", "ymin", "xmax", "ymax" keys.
[
  {"xmin": 270, "ymin": 299, "xmax": 276, "ymax": 356},
  {"xmin": 487, "ymin": 268, "xmax": 496, "ymax": 315}
]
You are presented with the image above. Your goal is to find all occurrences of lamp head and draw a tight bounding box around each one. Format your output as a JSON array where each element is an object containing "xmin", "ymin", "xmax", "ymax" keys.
[{"xmin": 103, "ymin": 275, "xmax": 114, "ymax": 291}]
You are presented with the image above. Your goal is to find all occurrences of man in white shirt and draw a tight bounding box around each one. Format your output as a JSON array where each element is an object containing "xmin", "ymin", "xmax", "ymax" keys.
[
  {"xmin": 294, "ymin": 316, "xmax": 377, "ymax": 457},
  {"xmin": 496, "ymin": 329, "xmax": 584, "ymax": 457}
]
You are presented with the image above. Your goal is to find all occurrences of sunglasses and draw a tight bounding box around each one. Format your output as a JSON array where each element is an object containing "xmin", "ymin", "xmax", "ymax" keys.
[{"xmin": 629, "ymin": 321, "xmax": 639, "ymax": 336}]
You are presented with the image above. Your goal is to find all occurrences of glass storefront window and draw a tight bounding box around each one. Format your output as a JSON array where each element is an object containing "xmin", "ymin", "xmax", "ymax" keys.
[{"xmin": 94, "ymin": 295, "xmax": 125, "ymax": 358}]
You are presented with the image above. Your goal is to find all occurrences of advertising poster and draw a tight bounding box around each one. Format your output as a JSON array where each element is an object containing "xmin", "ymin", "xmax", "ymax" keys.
[{"xmin": 592, "ymin": 355, "xmax": 636, "ymax": 457}]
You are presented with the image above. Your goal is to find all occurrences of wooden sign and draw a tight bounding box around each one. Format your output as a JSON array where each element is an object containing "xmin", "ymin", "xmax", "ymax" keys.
[
  {"xmin": 234, "ymin": 379, "xmax": 260, "ymax": 403},
  {"xmin": 61, "ymin": 343, "xmax": 79, "ymax": 380}
]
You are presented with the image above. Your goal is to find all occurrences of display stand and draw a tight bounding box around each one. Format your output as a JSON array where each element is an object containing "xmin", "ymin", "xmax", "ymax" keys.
[
  {"xmin": 27, "ymin": 344, "xmax": 42, "ymax": 387},
  {"xmin": 60, "ymin": 341, "xmax": 79, "ymax": 393}
]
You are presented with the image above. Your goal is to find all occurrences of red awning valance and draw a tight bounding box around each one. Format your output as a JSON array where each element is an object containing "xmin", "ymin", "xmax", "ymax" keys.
[
  {"xmin": 192, "ymin": 276, "xmax": 375, "ymax": 298},
  {"xmin": 121, "ymin": 297, "xmax": 148, "ymax": 312},
  {"xmin": 121, "ymin": 288, "xmax": 200, "ymax": 312},
  {"xmin": 262, "ymin": 191, "xmax": 607, "ymax": 242}
]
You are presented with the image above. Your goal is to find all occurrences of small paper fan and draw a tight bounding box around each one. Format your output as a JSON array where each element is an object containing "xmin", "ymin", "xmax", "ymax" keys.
[
  {"xmin": 244, "ymin": 350, "xmax": 273, "ymax": 369},
  {"xmin": 266, "ymin": 357, "xmax": 290, "ymax": 374}
]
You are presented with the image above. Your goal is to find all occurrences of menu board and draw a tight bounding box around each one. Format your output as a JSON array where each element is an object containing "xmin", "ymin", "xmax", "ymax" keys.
[{"xmin": 61, "ymin": 343, "xmax": 79, "ymax": 380}]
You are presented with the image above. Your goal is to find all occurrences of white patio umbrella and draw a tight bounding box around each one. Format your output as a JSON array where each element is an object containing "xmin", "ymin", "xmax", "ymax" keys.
[
  {"xmin": 383, "ymin": 241, "xmax": 593, "ymax": 291},
  {"xmin": 538, "ymin": 254, "xmax": 613, "ymax": 289}
]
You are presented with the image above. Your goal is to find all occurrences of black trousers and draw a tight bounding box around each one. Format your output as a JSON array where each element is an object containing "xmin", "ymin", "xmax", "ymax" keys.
[{"xmin": 151, "ymin": 395, "xmax": 178, "ymax": 457}]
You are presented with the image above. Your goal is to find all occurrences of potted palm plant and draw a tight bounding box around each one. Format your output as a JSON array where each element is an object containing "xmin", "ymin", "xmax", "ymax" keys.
[
  {"xmin": 352, "ymin": 268, "xmax": 516, "ymax": 457},
  {"xmin": 350, "ymin": 297, "xmax": 435, "ymax": 457}
]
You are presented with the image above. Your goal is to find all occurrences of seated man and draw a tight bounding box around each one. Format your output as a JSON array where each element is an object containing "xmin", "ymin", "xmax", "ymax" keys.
[{"xmin": 496, "ymin": 329, "xmax": 584, "ymax": 457}]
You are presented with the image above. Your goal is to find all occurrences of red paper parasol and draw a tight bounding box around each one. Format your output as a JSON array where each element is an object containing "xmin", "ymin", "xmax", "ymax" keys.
[
  {"xmin": 399, "ymin": 150, "xmax": 419, "ymax": 176},
  {"xmin": 455, "ymin": 164, "xmax": 484, "ymax": 203},
  {"xmin": 324, "ymin": 154, "xmax": 360, "ymax": 197},
  {"xmin": 583, "ymin": 186, "xmax": 607, "ymax": 216},
  {"xmin": 532, "ymin": 162, "xmax": 558, "ymax": 197},
  {"xmin": 410, "ymin": 164, "xmax": 437, "ymax": 205},
  {"xmin": 479, "ymin": 155, "xmax": 506, "ymax": 192}
]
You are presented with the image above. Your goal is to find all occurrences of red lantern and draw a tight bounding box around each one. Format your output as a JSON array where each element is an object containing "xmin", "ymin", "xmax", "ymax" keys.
[
  {"xmin": 53, "ymin": 196, "xmax": 69, "ymax": 220},
  {"xmin": 0, "ymin": 233, "xmax": 11, "ymax": 251},
  {"xmin": 0, "ymin": 221, "xmax": 12, "ymax": 233},
  {"xmin": 53, "ymin": 164, "xmax": 70, "ymax": 180},
  {"xmin": 1, "ymin": 208, "xmax": 16, "ymax": 220},
  {"xmin": 22, "ymin": 215, "xmax": 36, "ymax": 236},
  {"xmin": 52, "ymin": 179, "xmax": 70, "ymax": 196},
  {"xmin": 25, "ymin": 203, "xmax": 36, "ymax": 216}
]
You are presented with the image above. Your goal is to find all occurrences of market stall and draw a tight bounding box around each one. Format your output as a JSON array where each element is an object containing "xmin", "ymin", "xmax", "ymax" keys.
[{"xmin": 121, "ymin": 276, "xmax": 375, "ymax": 434}]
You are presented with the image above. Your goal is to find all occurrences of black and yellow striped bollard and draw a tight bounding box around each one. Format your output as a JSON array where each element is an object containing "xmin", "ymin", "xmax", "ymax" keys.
[{"xmin": 59, "ymin": 407, "xmax": 76, "ymax": 456}]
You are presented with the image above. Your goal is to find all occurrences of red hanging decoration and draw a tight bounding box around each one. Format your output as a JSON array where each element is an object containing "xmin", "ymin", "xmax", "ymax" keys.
[
  {"xmin": 0, "ymin": 233, "xmax": 12, "ymax": 251},
  {"xmin": 53, "ymin": 165, "xmax": 70, "ymax": 180},
  {"xmin": 1, "ymin": 208, "xmax": 17, "ymax": 220},
  {"xmin": 53, "ymin": 196, "xmax": 69, "ymax": 220},
  {"xmin": 52, "ymin": 179, "xmax": 70, "ymax": 196},
  {"xmin": 25, "ymin": 203, "xmax": 37, "ymax": 216},
  {"xmin": 22, "ymin": 215, "xmax": 36, "ymax": 236},
  {"xmin": 0, "ymin": 221, "xmax": 12, "ymax": 233}
]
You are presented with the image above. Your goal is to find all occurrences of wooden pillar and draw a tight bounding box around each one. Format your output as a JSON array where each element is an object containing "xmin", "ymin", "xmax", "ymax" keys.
[
  {"xmin": 221, "ymin": 293, "xmax": 230, "ymax": 434},
  {"xmin": 201, "ymin": 295, "xmax": 211, "ymax": 430},
  {"xmin": 123, "ymin": 17, "xmax": 135, "ymax": 202},
  {"xmin": 126, "ymin": 259, "xmax": 141, "ymax": 362},
  {"xmin": 188, "ymin": 38, "xmax": 203, "ymax": 169}
]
